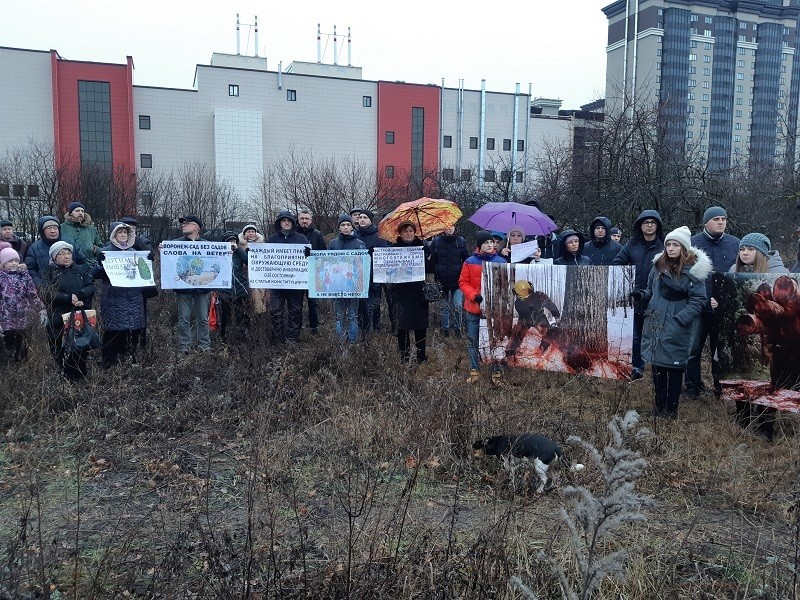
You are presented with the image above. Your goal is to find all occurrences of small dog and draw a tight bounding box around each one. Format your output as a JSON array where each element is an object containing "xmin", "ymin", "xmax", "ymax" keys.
[{"xmin": 472, "ymin": 434, "xmax": 584, "ymax": 493}]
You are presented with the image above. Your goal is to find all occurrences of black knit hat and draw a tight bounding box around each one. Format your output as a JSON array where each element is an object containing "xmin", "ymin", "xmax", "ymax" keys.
[{"xmin": 475, "ymin": 230, "xmax": 493, "ymax": 249}]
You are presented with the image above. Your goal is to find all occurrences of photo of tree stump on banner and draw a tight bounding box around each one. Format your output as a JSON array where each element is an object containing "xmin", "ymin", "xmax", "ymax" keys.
[{"xmin": 482, "ymin": 263, "xmax": 635, "ymax": 380}]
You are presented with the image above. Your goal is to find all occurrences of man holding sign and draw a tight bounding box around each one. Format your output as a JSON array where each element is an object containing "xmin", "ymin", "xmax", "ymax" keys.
[{"xmin": 266, "ymin": 211, "xmax": 309, "ymax": 343}]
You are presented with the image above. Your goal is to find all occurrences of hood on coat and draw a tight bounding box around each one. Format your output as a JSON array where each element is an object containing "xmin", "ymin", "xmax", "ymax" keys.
[
  {"xmin": 589, "ymin": 216, "xmax": 613, "ymax": 245},
  {"xmin": 557, "ymin": 229, "xmax": 586, "ymax": 256},
  {"xmin": 273, "ymin": 211, "xmax": 297, "ymax": 233},
  {"xmin": 63, "ymin": 211, "xmax": 95, "ymax": 226},
  {"xmin": 37, "ymin": 215, "xmax": 61, "ymax": 237},
  {"xmin": 652, "ymin": 246, "xmax": 713, "ymax": 281},
  {"xmin": 238, "ymin": 231, "xmax": 265, "ymax": 245},
  {"xmin": 631, "ymin": 210, "xmax": 664, "ymax": 243}
]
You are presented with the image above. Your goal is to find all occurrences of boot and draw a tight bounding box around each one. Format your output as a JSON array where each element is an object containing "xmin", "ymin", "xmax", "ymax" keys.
[
  {"xmin": 466, "ymin": 369, "xmax": 480, "ymax": 384},
  {"xmin": 491, "ymin": 371, "xmax": 503, "ymax": 387}
]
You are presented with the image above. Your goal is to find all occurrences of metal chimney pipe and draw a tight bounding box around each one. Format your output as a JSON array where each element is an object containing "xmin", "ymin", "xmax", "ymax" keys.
[
  {"xmin": 254, "ymin": 15, "xmax": 259, "ymax": 57},
  {"xmin": 347, "ymin": 27, "xmax": 352, "ymax": 66},
  {"xmin": 236, "ymin": 13, "xmax": 241, "ymax": 55},
  {"xmin": 317, "ymin": 23, "xmax": 321, "ymax": 63},
  {"xmin": 333, "ymin": 25, "xmax": 338, "ymax": 65},
  {"xmin": 278, "ymin": 61, "xmax": 282, "ymax": 89}
]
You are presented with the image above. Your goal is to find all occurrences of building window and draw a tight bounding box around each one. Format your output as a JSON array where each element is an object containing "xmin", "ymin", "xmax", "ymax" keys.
[
  {"xmin": 461, "ymin": 169, "xmax": 471, "ymax": 181},
  {"xmin": 515, "ymin": 171, "xmax": 523, "ymax": 183},
  {"xmin": 702, "ymin": 94, "xmax": 709, "ymax": 101},
  {"xmin": 701, "ymin": 119, "xmax": 708, "ymax": 127},
  {"xmin": 362, "ymin": 95, "xmax": 372, "ymax": 107},
  {"xmin": 688, "ymin": 92, "xmax": 695, "ymax": 100},
  {"xmin": 705, "ymin": 16, "xmax": 712, "ymax": 24},
  {"xmin": 27, "ymin": 184, "xmax": 39, "ymax": 197},
  {"xmin": 517, "ymin": 140, "xmax": 524, "ymax": 151},
  {"xmin": 736, "ymin": 72, "xmax": 744, "ymax": 80},
  {"xmin": 139, "ymin": 115, "xmax": 151, "ymax": 130},
  {"xmin": 737, "ymin": 59, "xmax": 744, "ymax": 68},
  {"xmin": 12, "ymin": 184, "xmax": 24, "ymax": 197},
  {"xmin": 687, "ymin": 130, "xmax": 693, "ymax": 139},
  {"xmin": 469, "ymin": 137, "xmax": 478, "ymax": 149},
  {"xmin": 500, "ymin": 170, "xmax": 511, "ymax": 182},
  {"xmin": 691, "ymin": 13, "xmax": 698, "ymax": 22},
  {"xmin": 78, "ymin": 80, "xmax": 112, "ymax": 166},
  {"xmin": 442, "ymin": 168, "xmax": 454, "ymax": 181},
  {"xmin": 0, "ymin": 184, "xmax": 8, "ymax": 196},
  {"xmin": 703, "ymin": 30, "xmax": 711, "ymax": 37},
  {"xmin": 702, "ymin": 81, "xmax": 710, "ymax": 88},
  {"xmin": 503, "ymin": 138, "xmax": 512, "ymax": 151},
  {"xmin": 443, "ymin": 135, "xmax": 452, "ymax": 148},
  {"xmin": 702, "ymin": 106, "xmax": 709, "ymax": 114},
  {"xmin": 688, "ymin": 117, "xmax": 695, "ymax": 126},
  {"xmin": 411, "ymin": 107, "xmax": 424, "ymax": 192},
  {"xmin": 688, "ymin": 105, "xmax": 695, "ymax": 113},
  {"xmin": 690, "ymin": 41, "xmax": 697, "ymax": 48},
  {"xmin": 735, "ymin": 110, "xmax": 742, "ymax": 117},
  {"xmin": 703, "ymin": 55, "xmax": 711, "ymax": 63},
  {"xmin": 385, "ymin": 165, "xmax": 395, "ymax": 178},
  {"xmin": 734, "ymin": 135, "xmax": 741, "ymax": 142},
  {"xmin": 703, "ymin": 68, "xmax": 711, "ymax": 76},
  {"xmin": 657, "ymin": 49, "xmax": 662, "ymax": 56},
  {"xmin": 740, "ymin": 21, "xmax": 747, "ymax": 29},
  {"xmin": 785, "ymin": 27, "xmax": 791, "ymax": 35},
  {"xmin": 735, "ymin": 122, "xmax": 742, "ymax": 130},
  {"xmin": 484, "ymin": 169, "xmax": 496, "ymax": 182},
  {"xmin": 385, "ymin": 131, "xmax": 395, "ymax": 144},
  {"xmin": 736, "ymin": 85, "xmax": 743, "ymax": 93},
  {"xmin": 689, "ymin": 66, "xmax": 696, "ymax": 74},
  {"xmin": 704, "ymin": 42, "xmax": 712, "ymax": 50},
  {"xmin": 287, "ymin": 89, "xmax": 297, "ymax": 101},
  {"xmin": 736, "ymin": 98, "xmax": 743, "ymax": 105},
  {"xmin": 140, "ymin": 154, "xmax": 152, "ymax": 168},
  {"xmin": 689, "ymin": 53, "xmax": 697, "ymax": 61},
  {"xmin": 228, "ymin": 84, "xmax": 239, "ymax": 96},
  {"xmin": 486, "ymin": 137, "xmax": 495, "ymax": 150},
  {"xmin": 738, "ymin": 47, "xmax": 746, "ymax": 55},
  {"xmin": 657, "ymin": 62, "xmax": 661, "ymax": 70},
  {"xmin": 688, "ymin": 79, "xmax": 696, "ymax": 88}
]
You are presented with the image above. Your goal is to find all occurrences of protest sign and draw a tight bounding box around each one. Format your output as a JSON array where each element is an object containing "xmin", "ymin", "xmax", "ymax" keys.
[
  {"xmin": 100, "ymin": 251, "xmax": 155, "ymax": 287},
  {"xmin": 481, "ymin": 263, "xmax": 635, "ymax": 381},
  {"xmin": 159, "ymin": 241, "xmax": 232, "ymax": 290},
  {"xmin": 510, "ymin": 240, "xmax": 539, "ymax": 263},
  {"xmin": 308, "ymin": 250, "xmax": 370, "ymax": 298},
  {"xmin": 247, "ymin": 243, "xmax": 310, "ymax": 289},
  {"xmin": 371, "ymin": 246, "xmax": 425, "ymax": 283}
]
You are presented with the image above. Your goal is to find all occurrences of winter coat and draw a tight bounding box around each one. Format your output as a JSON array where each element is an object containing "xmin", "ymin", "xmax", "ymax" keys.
[
  {"xmin": 94, "ymin": 243, "xmax": 146, "ymax": 331},
  {"xmin": 267, "ymin": 211, "xmax": 310, "ymax": 246},
  {"xmin": 458, "ymin": 250, "xmax": 507, "ymax": 316},
  {"xmin": 60, "ymin": 212, "xmax": 104, "ymax": 261},
  {"xmin": 328, "ymin": 231, "xmax": 366, "ymax": 251},
  {"xmin": 583, "ymin": 216, "xmax": 622, "ymax": 266},
  {"xmin": 612, "ymin": 210, "xmax": 665, "ymax": 292},
  {"xmin": 553, "ymin": 230, "xmax": 592, "ymax": 266},
  {"xmin": 24, "ymin": 216, "xmax": 87, "ymax": 286},
  {"xmin": 220, "ymin": 247, "xmax": 249, "ymax": 300},
  {"xmin": 1, "ymin": 234, "xmax": 28, "ymax": 258},
  {"xmin": 728, "ymin": 250, "xmax": 789, "ymax": 274},
  {"xmin": 431, "ymin": 234, "xmax": 470, "ymax": 291},
  {"xmin": 690, "ymin": 228, "xmax": 740, "ymax": 312},
  {"xmin": 171, "ymin": 234, "xmax": 211, "ymax": 296},
  {"xmin": 40, "ymin": 262, "xmax": 95, "ymax": 329},
  {"xmin": 357, "ymin": 223, "xmax": 389, "ymax": 285},
  {"xmin": 390, "ymin": 237, "xmax": 434, "ymax": 330},
  {"xmin": 640, "ymin": 249, "xmax": 711, "ymax": 368},
  {"xmin": 238, "ymin": 230, "xmax": 269, "ymax": 314},
  {"xmin": 0, "ymin": 268, "xmax": 43, "ymax": 331},
  {"xmin": 297, "ymin": 225, "xmax": 327, "ymax": 251}
]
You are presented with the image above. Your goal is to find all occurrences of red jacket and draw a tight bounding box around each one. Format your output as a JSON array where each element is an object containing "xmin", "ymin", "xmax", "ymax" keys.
[{"xmin": 458, "ymin": 251, "xmax": 506, "ymax": 315}]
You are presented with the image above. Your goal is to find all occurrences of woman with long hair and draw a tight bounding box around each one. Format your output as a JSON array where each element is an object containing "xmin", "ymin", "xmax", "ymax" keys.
[{"xmin": 633, "ymin": 226, "xmax": 710, "ymax": 419}]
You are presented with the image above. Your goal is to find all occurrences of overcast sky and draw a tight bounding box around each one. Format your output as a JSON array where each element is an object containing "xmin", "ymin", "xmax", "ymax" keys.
[{"xmin": 6, "ymin": 0, "xmax": 611, "ymax": 109}]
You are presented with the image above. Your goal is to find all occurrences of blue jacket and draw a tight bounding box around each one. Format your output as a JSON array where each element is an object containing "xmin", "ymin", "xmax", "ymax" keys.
[
  {"xmin": 94, "ymin": 243, "xmax": 146, "ymax": 331},
  {"xmin": 612, "ymin": 210, "xmax": 665, "ymax": 292},
  {"xmin": 25, "ymin": 216, "xmax": 87, "ymax": 287},
  {"xmin": 328, "ymin": 232, "xmax": 366, "ymax": 251},
  {"xmin": 690, "ymin": 229, "xmax": 740, "ymax": 311}
]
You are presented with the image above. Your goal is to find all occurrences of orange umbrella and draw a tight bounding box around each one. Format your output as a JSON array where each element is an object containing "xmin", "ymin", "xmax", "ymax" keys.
[{"xmin": 377, "ymin": 197, "xmax": 463, "ymax": 242}]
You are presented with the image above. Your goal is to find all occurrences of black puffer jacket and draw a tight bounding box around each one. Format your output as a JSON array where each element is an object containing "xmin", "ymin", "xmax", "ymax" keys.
[
  {"xmin": 40, "ymin": 262, "xmax": 95, "ymax": 329},
  {"xmin": 357, "ymin": 223, "xmax": 388, "ymax": 285},
  {"xmin": 218, "ymin": 247, "xmax": 249, "ymax": 300},
  {"xmin": 268, "ymin": 211, "xmax": 310, "ymax": 245},
  {"xmin": 583, "ymin": 216, "xmax": 622, "ymax": 266},
  {"xmin": 612, "ymin": 210, "xmax": 665, "ymax": 291},
  {"xmin": 431, "ymin": 234, "xmax": 470, "ymax": 290},
  {"xmin": 328, "ymin": 231, "xmax": 366, "ymax": 251},
  {"xmin": 553, "ymin": 230, "xmax": 591, "ymax": 266},
  {"xmin": 297, "ymin": 224, "xmax": 327, "ymax": 250}
]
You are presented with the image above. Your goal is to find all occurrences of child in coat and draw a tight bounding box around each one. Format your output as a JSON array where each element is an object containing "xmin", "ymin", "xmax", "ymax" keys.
[{"xmin": 0, "ymin": 247, "xmax": 43, "ymax": 363}]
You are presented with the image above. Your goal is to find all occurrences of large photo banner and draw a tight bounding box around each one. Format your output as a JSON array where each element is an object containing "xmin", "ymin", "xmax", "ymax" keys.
[
  {"xmin": 101, "ymin": 251, "xmax": 155, "ymax": 287},
  {"xmin": 308, "ymin": 250, "xmax": 370, "ymax": 298},
  {"xmin": 714, "ymin": 273, "xmax": 800, "ymax": 413},
  {"xmin": 481, "ymin": 263, "xmax": 635, "ymax": 380},
  {"xmin": 372, "ymin": 247, "xmax": 425, "ymax": 283},
  {"xmin": 247, "ymin": 243, "xmax": 309, "ymax": 289},
  {"xmin": 160, "ymin": 241, "xmax": 232, "ymax": 290}
]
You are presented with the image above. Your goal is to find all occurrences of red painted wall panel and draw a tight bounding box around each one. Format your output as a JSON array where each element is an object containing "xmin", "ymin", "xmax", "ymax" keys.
[{"xmin": 377, "ymin": 81, "xmax": 440, "ymax": 200}]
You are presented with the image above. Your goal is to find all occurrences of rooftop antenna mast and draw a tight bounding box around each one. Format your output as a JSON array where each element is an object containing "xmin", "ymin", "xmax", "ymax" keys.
[
  {"xmin": 316, "ymin": 24, "xmax": 352, "ymax": 65},
  {"xmin": 235, "ymin": 14, "xmax": 260, "ymax": 57}
]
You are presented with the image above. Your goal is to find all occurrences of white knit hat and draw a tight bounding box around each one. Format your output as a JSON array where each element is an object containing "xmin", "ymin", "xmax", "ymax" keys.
[
  {"xmin": 664, "ymin": 226, "xmax": 692, "ymax": 253},
  {"xmin": 49, "ymin": 240, "xmax": 74, "ymax": 260}
]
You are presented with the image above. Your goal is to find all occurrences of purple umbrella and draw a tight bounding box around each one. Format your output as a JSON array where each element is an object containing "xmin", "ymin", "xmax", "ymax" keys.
[{"xmin": 468, "ymin": 202, "xmax": 558, "ymax": 236}]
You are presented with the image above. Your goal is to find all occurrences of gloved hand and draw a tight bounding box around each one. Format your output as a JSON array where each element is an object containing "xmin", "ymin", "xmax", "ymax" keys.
[
  {"xmin": 630, "ymin": 290, "xmax": 644, "ymax": 303},
  {"xmin": 97, "ymin": 251, "xmax": 105, "ymax": 263},
  {"xmin": 39, "ymin": 310, "xmax": 48, "ymax": 327},
  {"xmin": 474, "ymin": 294, "xmax": 483, "ymax": 305},
  {"xmin": 303, "ymin": 247, "xmax": 311, "ymax": 257}
]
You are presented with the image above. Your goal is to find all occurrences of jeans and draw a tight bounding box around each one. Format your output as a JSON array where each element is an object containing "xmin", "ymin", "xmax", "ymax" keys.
[
  {"xmin": 177, "ymin": 292, "xmax": 211, "ymax": 352},
  {"xmin": 466, "ymin": 312, "xmax": 500, "ymax": 372},
  {"xmin": 334, "ymin": 298, "xmax": 359, "ymax": 342},
  {"xmin": 439, "ymin": 288, "xmax": 464, "ymax": 332},
  {"xmin": 686, "ymin": 311, "xmax": 720, "ymax": 391}
]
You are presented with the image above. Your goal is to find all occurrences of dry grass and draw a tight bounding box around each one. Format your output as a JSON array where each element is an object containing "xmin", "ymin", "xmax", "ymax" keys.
[{"xmin": 0, "ymin": 294, "xmax": 798, "ymax": 598}]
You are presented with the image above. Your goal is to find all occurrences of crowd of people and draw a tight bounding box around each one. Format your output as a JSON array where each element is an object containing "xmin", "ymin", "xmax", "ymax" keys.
[{"xmin": 1, "ymin": 202, "xmax": 799, "ymax": 439}]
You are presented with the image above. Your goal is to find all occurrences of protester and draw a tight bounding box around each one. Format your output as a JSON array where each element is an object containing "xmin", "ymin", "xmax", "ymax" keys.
[
  {"xmin": 94, "ymin": 222, "xmax": 146, "ymax": 368},
  {"xmin": 553, "ymin": 230, "xmax": 591, "ymax": 266},
  {"xmin": 0, "ymin": 219, "xmax": 28, "ymax": 258},
  {"xmin": 238, "ymin": 224, "xmax": 269, "ymax": 324},
  {"xmin": 728, "ymin": 232, "xmax": 788, "ymax": 440},
  {"xmin": 686, "ymin": 206, "xmax": 740, "ymax": 397},
  {"xmin": 327, "ymin": 214, "xmax": 366, "ymax": 342},
  {"xmin": 0, "ymin": 248, "xmax": 42, "ymax": 363},
  {"xmin": 356, "ymin": 210, "xmax": 389, "ymax": 334},
  {"xmin": 119, "ymin": 216, "xmax": 151, "ymax": 251},
  {"xmin": 24, "ymin": 216, "xmax": 86, "ymax": 286},
  {"xmin": 217, "ymin": 231, "xmax": 250, "ymax": 344},
  {"xmin": 297, "ymin": 210, "xmax": 327, "ymax": 333},
  {"xmin": 391, "ymin": 221, "xmax": 433, "ymax": 363},
  {"xmin": 40, "ymin": 241, "xmax": 95, "ymax": 379},
  {"xmin": 612, "ymin": 210, "xmax": 665, "ymax": 380},
  {"xmin": 267, "ymin": 211, "xmax": 309, "ymax": 343},
  {"xmin": 60, "ymin": 201, "xmax": 103, "ymax": 266},
  {"xmin": 633, "ymin": 226, "xmax": 710, "ymax": 419},
  {"xmin": 430, "ymin": 224, "xmax": 470, "ymax": 336},
  {"xmin": 459, "ymin": 230, "xmax": 506, "ymax": 384},
  {"xmin": 169, "ymin": 215, "xmax": 212, "ymax": 354},
  {"xmin": 490, "ymin": 232, "xmax": 507, "ymax": 256},
  {"xmin": 610, "ymin": 227, "xmax": 622, "ymax": 244},
  {"xmin": 583, "ymin": 216, "xmax": 622, "ymax": 265}
]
